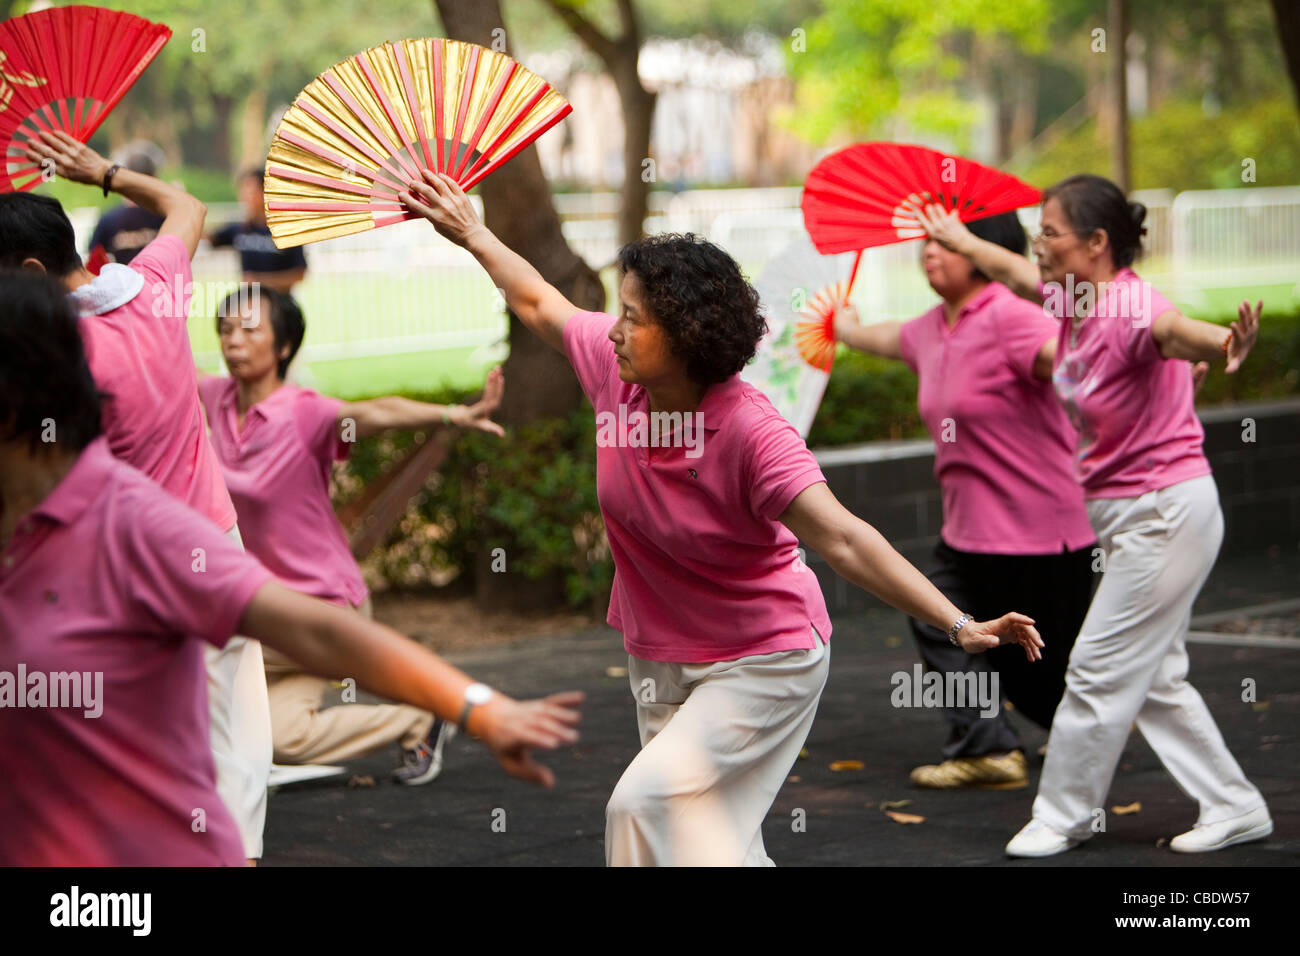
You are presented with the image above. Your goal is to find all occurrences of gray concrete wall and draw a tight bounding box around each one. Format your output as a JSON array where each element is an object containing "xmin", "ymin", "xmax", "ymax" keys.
[{"xmin": 806, "ymin": 397, "xmax": 1300, "ymax": 616}]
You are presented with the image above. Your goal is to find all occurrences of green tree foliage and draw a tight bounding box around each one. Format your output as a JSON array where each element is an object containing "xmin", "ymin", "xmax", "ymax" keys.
[
  {"xmin": 1015, "ymin": 97, "xmax": 1300, "ymax": 190},
  {"xmin": 786, "ymin": 0, "xmax": 1051, "ymax": 149}
]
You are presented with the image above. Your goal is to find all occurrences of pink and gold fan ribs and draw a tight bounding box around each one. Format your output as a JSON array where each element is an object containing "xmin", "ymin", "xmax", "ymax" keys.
[
  {"xmin": 265, "ymin": 38, "xmax": 572, "ymax": 248},
  {"xmin": 794, "ymin": 280, "xmax": 849, "ymax": 373}
]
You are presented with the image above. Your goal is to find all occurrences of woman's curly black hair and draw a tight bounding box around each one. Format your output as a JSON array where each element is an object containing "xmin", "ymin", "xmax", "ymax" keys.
[{"xmin": 616, "ymin": 233, "xmax": 768, "ymax": 386}]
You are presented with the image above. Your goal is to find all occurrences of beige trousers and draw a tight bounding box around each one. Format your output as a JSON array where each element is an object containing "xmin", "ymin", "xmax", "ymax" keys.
[
  {"xmin": 205, "ymin": 523, "xmax": 272, "ymax": 859},
  {"xmin": 1032, "ymin": 475, "xmax": 1266, "ymax": 840},
  {"xmin": 605, "ymin": 628, "xmax": 830, "ymax": 866},
  {"xmin": 264, "ymin": 598, "xmax": 434, "ymax": 764}
]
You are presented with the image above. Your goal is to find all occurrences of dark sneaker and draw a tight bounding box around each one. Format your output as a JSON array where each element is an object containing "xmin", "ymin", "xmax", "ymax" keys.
[{"xmin": 393, "ymin": 718, "xmax": 456, "ymax": 785}]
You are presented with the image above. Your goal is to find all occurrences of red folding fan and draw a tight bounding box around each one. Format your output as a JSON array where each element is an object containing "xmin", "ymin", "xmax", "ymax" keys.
[
  {"xmin": 264, "ymin": 38, "xmax": 573, "ymax": 248},
  {"xmin": 0, "ymin": 5, "xmax": 171, "ymax": 192},
  {"xmin": 801, "ymin": 142, "xmax": 1041, "ymax": 256},
  {"xmin": 796, "ymin": 142, "xmax": 1040, "ymax": 365}
]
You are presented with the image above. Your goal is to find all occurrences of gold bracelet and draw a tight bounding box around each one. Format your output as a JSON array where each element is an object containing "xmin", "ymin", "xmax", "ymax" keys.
[{"xmin": 1222, "ymin": 332, "xmax": 1232, "ymax": 359}]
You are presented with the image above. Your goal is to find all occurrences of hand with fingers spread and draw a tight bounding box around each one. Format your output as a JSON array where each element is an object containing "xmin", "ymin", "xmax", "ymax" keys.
[
  {"xmin": 22, "ymin": 130, "xmax": 111, "ymax": 187},
  {"xmin": 956, "ymin": 612, "xmax": 1044, "ymax": 662},
  {"xmin": 400, "ymin": 170, "xmax": 485, "ymax": 247},
  {"xmin": 910, "ymin": 202, "xmax": 975, "ymax": 255},
  {"xmin": 1225, "ymin": 299, "xmax": 1261, "ymax": 373},
  {"xmin": 473, "ymin": 690, "xmax": 585, "ymax": 788},
  {"xmin": 448, "ymin": 365, "xmax": 506, "ymax": 436}
]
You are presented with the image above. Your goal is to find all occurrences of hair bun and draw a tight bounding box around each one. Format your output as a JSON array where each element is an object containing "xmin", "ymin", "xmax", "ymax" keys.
[{"xmin": 1128, "ymin": 200, "xmax": 1148, "ymax": 230}]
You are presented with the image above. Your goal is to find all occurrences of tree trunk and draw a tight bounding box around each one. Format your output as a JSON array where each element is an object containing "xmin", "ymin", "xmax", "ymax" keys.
[
  {"xmin": 615, "ymin": 53, "xmax": 655, "ymax": 247},
  {"xmin": 434, "ymin": 0, "xmax": 605, "ymax": 612},
  {"xmin": 1109, "ymin": 0, "xmax": 1130, "ymax": 193},
  {"xmin": 211, "ymin": 94, "xmax": 235, "ymax": 174},
  {"xmin": 237, "ymin": 71, "xmax": 271, "ymax": 171},
  {"xmin": 1271, "ymin": 0, "xmax": 1300, "ymax": 113}
]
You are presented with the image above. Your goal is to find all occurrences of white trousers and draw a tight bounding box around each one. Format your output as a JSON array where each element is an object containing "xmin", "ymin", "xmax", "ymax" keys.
[
  {"xmin": 1032, "ymin": 475, "xmax": 1265, "ymax": 840},
  {"xmin": 605, "ymin": 629, "xmax": 829, "ymax": 866},
  {"xmin": 205, "ymin": 524, "xmax": 273, "ymax": 859}
]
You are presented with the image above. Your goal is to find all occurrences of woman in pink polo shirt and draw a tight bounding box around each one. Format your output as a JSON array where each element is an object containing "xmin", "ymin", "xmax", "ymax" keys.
[
  {"xmin": 6, "ymin": 131, "xmax": 270, "ymax": 862},
  {"xmin": 399, "ymin": 170, "xmax": 1045, "ymax": 867},
  {"xmin": 199, "ymin": 285, "xmax": 505, "ymax": 787},
  {"xmin": 0, "ymin": 272, "xmax": 581, "ymax": 866},
  {"xmin": 915, "ymin": 173, "xmax": 1271, "ymax": 857},
  {"xmin": 832, "ymin": 211, "xmax": 1096, "ymax": 792}
]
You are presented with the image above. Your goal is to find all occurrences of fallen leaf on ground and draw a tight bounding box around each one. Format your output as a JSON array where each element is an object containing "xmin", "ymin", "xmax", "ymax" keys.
[
  {"xmin": 787, "ymin": 775, "xmax": 801, "ymax": 783},
  {"xmin": 1252, "ymin": 701, "xmax": 1271, "ymax": 712},
  {"xmin": 605, "ymin": 665, "xmax": 627, "ymax": 678},
  {"xmin": 830, "ymin": 760, "xmax": 864, "ymax": 771},
  {"xmin": 884, "ymin": 636, "xmax": 902, "ymax": 648},
  {"xmin": 885, "ymin": 811, "xmax": 925, "ymax": 824},
  {"xmin": 1112, "ymin": 802, "xmax": 1141, "ymax": 815},
  {"xmin": 347, "ymin": 775, "xmax": 375, "ymax": 788},
  {"xmin": 880, "ymin": 799, "xmax": 912, "ymax": 810},
  {"xmin": 798, "ymin": 748, "xmax": 808, "ymax": 760}
]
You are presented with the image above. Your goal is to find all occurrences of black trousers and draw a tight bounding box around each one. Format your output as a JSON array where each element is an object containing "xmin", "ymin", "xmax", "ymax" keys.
[{"xmin": 909, "ymin": 538, "xmax": 1095, "ymax": 760}]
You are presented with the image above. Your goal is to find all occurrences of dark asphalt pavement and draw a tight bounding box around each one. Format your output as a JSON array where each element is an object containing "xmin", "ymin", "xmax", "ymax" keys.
[{"xmin": 262, "ymin": 548, "xmax": 1299, "ymax": 867}]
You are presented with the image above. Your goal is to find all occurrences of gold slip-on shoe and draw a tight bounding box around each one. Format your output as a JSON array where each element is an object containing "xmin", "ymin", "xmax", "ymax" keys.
[{"xmin": 909, "ymin": 750, "xmax": 1028, "ymax": 789}]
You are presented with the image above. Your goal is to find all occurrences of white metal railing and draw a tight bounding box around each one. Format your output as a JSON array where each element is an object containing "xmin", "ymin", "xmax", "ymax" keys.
[{"xmin": 65, "ymin": 184, "xmax": 1300, "ymax": 374}]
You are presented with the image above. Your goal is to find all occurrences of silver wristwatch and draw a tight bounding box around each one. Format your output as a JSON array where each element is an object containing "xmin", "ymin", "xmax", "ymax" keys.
[
  {"xmin": 457, "ymin": 682, "xmax": 493, "ymax": 735},
  {"xmin": 947, "ymin": 614, "xmax": 973, "ymax": 647}
]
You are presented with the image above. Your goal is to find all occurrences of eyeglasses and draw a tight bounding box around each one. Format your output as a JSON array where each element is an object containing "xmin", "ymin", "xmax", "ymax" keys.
[{"xmin": 1031, "ymin": 227, "xmax": 1090, "ymax": 246}]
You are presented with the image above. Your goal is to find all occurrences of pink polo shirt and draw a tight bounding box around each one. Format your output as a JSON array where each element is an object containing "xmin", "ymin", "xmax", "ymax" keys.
[
  {"xmin": 75, "ymin": 235, "xmax": 237, "ymax": 531},
  {"xmin": 197, "ymin": 377, "xmax": 367, "ymax": 608},
  {"xmin": 564, "ymin": 310, "xmax": 832, "ymax": 663},
  {"xmin": 0, "ymin": 438, "xmax": 272, "ymax": 866},
  {"xmin": 898, "ymin": 282, "xmax": 1094, "ymax": 555},
  {"xmin": 1048, "ymin": 269, "xmax": 1211, "ymax": 498}
]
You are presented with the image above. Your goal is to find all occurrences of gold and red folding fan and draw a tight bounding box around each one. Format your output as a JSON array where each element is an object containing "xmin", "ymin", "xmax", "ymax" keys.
[
  {"xmin": 796, "ymin": 142, "xmax": 1040, "ymax": 366},
  {"xmin": 0, "ymin": 5, "xmax": 171, "ymax": 192},
  {"xmin": 265, "ymin": 38, "xmax": 572, "ymax": 248}
]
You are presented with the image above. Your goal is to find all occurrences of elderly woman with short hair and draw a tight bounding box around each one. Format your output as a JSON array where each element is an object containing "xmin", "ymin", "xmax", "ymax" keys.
[{"xmin": 401, "ymin": 171, "xmax": 1044, "ymax": 866}]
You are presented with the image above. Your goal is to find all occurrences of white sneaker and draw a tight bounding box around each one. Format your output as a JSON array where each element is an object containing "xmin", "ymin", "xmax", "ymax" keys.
[
  {"xmin": 1170, "ymin": 807, "xmax": 1272, "ymax": 853},
  {"xmin": 1005, "ymin": 819, "xmax": 1080, "ymax": 858}
]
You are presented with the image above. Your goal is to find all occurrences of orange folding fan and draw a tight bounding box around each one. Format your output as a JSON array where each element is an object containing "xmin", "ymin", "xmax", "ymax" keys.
[
  {"xmin": 0, "ymin": 5, "xmax": 171, "ymax": 192},
  {"xmin": 265, "ymin": 38, "xmax": 572, "ymax": 248}
]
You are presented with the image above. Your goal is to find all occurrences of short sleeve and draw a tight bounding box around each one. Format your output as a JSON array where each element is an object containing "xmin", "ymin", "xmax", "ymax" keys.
[
  {"xmin": 562, "ymin": 311, "xmax": 617, "ymax": 403},
  {"xmin": 210, "ymin": 223, "xmax": 238, "ymax": 248},
  {"xmin": 897, "ymin": 316, "xmax": 923, "ymax": 373},
  {"xmin": 997, "ymin": 293, "xmax": 1059, "ymax": 381},
  {"xmin": 286, "ymin": 245, "xmax": 307, "ymax": 269},
  {"xmin": 1103, "ymin": 276, "xmax": 1176, "ymax": 366},
  {"xmin": 294, "ymin": 389, "xmax": 348, "ymax": 463},
  {"xmin": 745, "ymin": 404, "xmax": 827, "ymax": 520},
  {"xmin": 119, "ymin": 482, "xmax": 274, "ymax": 648},
  {"xmin": 129, "ymin": 235, "xmax": 193, "ymax": 323}
]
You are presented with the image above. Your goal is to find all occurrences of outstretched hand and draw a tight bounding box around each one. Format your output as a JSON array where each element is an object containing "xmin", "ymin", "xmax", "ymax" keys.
[
  {"xmin": 1225, "ymin": 300, "xmax": 1261, "ymax": 373},
  {"xmin": 452, "ymin": 366, "xmax": 505, "ymax": 436},
  {"xmin": 957, "ymin": 613, "xmax": 1044, "ymax": 662},
  {"xmin": 477, "ymin": 690, "xmax": 584, "ymax": 788},
  {"xmin": 400, "ymin": 170, "xmax": 485, "ymax": 247}
]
